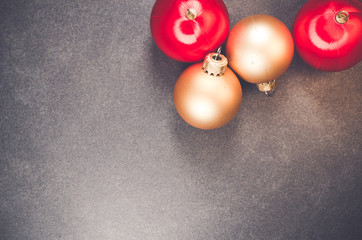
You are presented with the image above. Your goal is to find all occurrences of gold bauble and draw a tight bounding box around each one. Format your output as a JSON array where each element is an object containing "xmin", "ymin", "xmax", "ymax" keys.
[
  {"xmin": 174, "ymin": 53, "xmax": 242, "ymax": 129},
  {"xmin": 226, "ymin": 15, "xmax": 294, "ymax": 84}
]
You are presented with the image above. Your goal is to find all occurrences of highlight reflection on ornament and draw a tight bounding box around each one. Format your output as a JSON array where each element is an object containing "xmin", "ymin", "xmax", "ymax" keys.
[
  {"xmin": 226, "ymin": 15, "xmax": 294, "ymax": 95},
  {"xmin": 174, "ymin": 50, "xmax": 242, "ymax": 129}
]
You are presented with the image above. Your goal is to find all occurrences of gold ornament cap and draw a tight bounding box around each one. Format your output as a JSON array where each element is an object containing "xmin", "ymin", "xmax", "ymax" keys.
[
  {"xmin": 202, "ymin": 52, "xmax": 228, "ymax": 77},
  {"xmin": 336, "ymin": 10, "xmax": 349, "ymax": 24},
  {"xmin": 186, "ymin": 9, "xmax": 197, "ymax": 20},
  {"xmin": 257, "ymin": 80, "xmax": 277, "ymax": 96}
]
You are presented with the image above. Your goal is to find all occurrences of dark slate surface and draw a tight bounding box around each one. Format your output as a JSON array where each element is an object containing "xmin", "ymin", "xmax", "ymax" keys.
[{"xmin": 1, "ymin": 0, "xmax": 361, "ymax": 239}]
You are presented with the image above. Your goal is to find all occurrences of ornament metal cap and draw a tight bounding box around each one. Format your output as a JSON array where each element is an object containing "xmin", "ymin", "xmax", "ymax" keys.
[
  {"xmin": 336, "ymin": 10, "xmax": 349, "ymax": 24},
  {"xmin": 202, "ymin": 50, "xmax": 228, "ymax": 77},
  {"xmin": 257, "ymin": 80, "xmax": 277, "ymax": 96}
]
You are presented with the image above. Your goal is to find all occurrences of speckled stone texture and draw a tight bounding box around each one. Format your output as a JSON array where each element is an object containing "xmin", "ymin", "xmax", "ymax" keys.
[{"xmin": 1, "ymin": 0, "xmax": 361, "ymax": 239}]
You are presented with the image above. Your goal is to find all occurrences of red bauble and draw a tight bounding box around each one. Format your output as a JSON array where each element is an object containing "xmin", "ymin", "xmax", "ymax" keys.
[
  {"xmin": 293, "ymin": 0, "xmax": 362, "ymax": 71},
  {"xmin": 150, "ymin": 0, "xmax": 229, "ymax": 62}
]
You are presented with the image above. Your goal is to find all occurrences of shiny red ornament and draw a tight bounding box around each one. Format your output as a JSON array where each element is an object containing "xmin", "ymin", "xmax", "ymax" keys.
[
  {"xmin": 150, "ymin": 0, "xmax": 230, "ymax": 62},
  {"xmin": 293, "ymin": 0, "xmax": 362, "ymax": 71}
]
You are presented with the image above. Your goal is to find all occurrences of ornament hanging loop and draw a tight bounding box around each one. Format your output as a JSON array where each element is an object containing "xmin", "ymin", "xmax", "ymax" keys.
[{"xmin": 216, "ymin": 46, "xmax": 222, "ymax": 59}]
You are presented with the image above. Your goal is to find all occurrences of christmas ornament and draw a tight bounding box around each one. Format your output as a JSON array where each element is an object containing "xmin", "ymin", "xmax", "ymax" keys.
[
  {"xmin": 225, "ymin": 15, "xmax": 294, "ymax": 94},
  {"xmin": 293, "ymin": 0, "xmax": 362, "ymax": 71},
  {"xmin": 150, "ymin": 0, "xmax": 230, "ymax": 62},
  {"xmin": 174, "ymin": 50, "xmax": 242, "ymax": 129}
]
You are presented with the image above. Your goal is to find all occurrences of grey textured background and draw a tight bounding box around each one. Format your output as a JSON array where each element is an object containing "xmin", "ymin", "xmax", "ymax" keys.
[{"xmin": 1, "ymin": 0, "xmax": 361, "ymax": 239}]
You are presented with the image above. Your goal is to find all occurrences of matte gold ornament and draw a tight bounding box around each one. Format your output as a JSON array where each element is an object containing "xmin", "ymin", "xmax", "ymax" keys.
[
  {"xmin": 174, "ymin": 51, "xmax": 242, "ymax": 129},
  {"xmin": 226, "ymin": 15, "xmax": 294, "ymax": 94}
]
